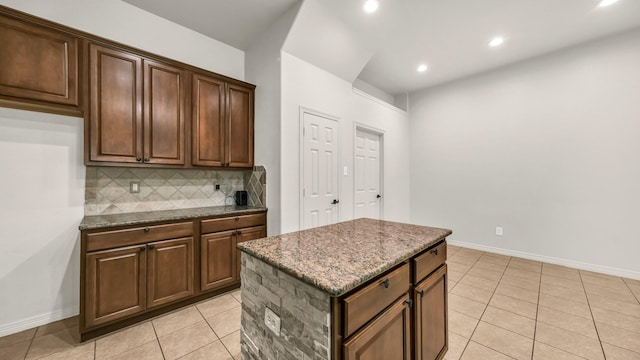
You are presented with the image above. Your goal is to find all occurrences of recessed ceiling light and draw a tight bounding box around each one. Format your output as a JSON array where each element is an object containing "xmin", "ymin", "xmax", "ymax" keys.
[
  {"xmin": 489, "ymin": 37, "xmax": 505, "ymax": 47},
  {"xmin": 417, "ymin": 64, "xmax": 428, "ymax": 72},
  {"xmin": 364, "ymin": 0, "xmax": 379, "ymax": 13},
  {"xmin": 597, "ymin": 0, "xmax": 619, "ymax": 7}
]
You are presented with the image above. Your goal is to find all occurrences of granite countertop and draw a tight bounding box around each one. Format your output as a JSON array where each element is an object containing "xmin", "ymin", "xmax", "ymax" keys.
[
  {"xmin": 79, "ymin": 205, "xmax": 267, "ymax": 230},
  {"xmin": 238, "ymin": 218, "xmax": 452, "ymax": 296}
]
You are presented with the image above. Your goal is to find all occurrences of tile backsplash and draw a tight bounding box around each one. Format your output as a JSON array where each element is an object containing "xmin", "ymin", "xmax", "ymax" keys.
[{"xmin": 84, "ymin": 166, "xmax": 266, "ymax": 216}]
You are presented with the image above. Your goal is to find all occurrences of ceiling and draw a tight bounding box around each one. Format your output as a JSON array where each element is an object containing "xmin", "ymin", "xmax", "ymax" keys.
[{"xmin": 123, "ymin": 0, "xmax": 640, "ymax": 96}]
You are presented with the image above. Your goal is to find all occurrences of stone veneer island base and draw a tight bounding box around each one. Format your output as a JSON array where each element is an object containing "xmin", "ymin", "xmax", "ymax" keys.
[{"xmin": 238, "ymin": 218, "xmax": 452, "ymax": 360}]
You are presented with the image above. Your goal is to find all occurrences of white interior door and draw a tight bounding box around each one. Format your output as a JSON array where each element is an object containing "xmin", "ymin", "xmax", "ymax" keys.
[
  {"xmin": 354, "ymin": 128, "xmax": 382, "ymax": 220},
  {"xmin": 302, "ymin": 111, "xmax": 339, "ymax": 229}
]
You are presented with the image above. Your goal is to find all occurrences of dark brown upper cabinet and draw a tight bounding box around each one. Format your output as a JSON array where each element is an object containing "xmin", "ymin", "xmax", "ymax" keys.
[
  {"xmin": 192, "ymin": 73, "xmax": 254, "ymax": 169},
  {"xmin": 88, "ymin": 43, "xmax": 186, "ymax": 166},
  {"xmin": 0, "ymin": 12, "xmax": 79, "ymax": 113}
]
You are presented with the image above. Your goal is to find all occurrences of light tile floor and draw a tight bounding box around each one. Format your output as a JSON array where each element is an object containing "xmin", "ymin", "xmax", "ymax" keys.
[{"xmin": 1, "ymin": 245, "xmax": 639, "ymax": 359}]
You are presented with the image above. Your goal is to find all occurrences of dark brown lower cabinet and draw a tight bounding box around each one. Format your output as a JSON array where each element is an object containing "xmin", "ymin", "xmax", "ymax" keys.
[
  {"xmin": 343, "ymin": 294, "xmax": 412, "ymax": 360},
  {"xmin": 235, "ymin": 226, "xmax": 266, "ymax": 280},
  {"xmin": 85, "ymin": 245, "xmax": 146, "ymax": 328},
  {"xmin": 147, "ymin": 237, "xmax": 194, "ymax": 308},
  {"xmin": 415, "ymin": 264, "xmax": 448, "ymax": 360},
  {"xmin": 201, "ymin": 230, "xmax": 236, "ymax": 291}
]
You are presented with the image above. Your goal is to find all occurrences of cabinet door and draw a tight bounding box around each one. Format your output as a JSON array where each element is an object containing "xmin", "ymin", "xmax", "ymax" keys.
[
  {"xmin": 143, "ymin": 59, "xmax": 186, "ymax": 165},
  {"xmin": 343, "ymin": 294, "xmax": 412, "ymax": 360},
  {"xmin": 85, "ymin": 245, "xmax": 146, "ymax": 327},
  {"xmin": 226, "ymin": 84, "xmax": 254, "ymax": 168},
  {"xmin": 415, "ymin": 264, "xmax": 448, "ymax": 360},
  {"xmin": 192, "ymin": 73, "xmax": 225, "ymax": 167},
  {"xmin": 201, "ymin": 230, "xmax": 236, "ymax": 291},
  {"xmin": 146, "ymin": 237, "xmax": 194, "ymax": 308},
  {"xmin": 235, "ymin": 225, "xmax": 266, "ymax": 281},
  {"xmin": 0, "ymin": 14, "xmax": 78, "ymax": 106},
  {"xmin": 89, "ymin": 44, "xmax": 143, "ymax": 163}
]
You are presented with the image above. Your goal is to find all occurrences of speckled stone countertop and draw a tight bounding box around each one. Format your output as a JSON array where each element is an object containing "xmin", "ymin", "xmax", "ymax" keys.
[
  {"xmin": 79, "ymin": 206, "xmax": 267, "ymax": 230},
  {"xmin": 238, "ymin": 218, "xmax": 452, "ymax": 296}
]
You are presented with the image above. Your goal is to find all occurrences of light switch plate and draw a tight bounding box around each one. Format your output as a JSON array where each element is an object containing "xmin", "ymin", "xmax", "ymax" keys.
[{"xmin": 264, "ymin": 307, "xmax": 281, "ymax": 336}]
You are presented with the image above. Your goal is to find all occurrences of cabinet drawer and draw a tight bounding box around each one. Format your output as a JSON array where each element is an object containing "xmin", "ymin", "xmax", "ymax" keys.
[
  {"xmin": 201, "ymin": 213, "xmax": 265, "ymax": 234},
  {"xmin": 86, "ymin": 222, "xmax": 193, "ymax": 252},
  {"xmin": 414, "ymin": 241, "xmax": 447, "ymax": 284},
  {"xmin": 343, "ymin": 263, "xmax": 410, "ymax": 338}
]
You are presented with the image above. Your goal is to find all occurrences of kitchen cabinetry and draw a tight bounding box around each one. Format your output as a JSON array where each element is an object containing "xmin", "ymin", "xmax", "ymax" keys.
[
  {"xmin": 0, "ymin": 11, "xmax": 79, "ymax": 113},
  {"xmin": 415, "ymin": 265, "xmax": 448, "ymax": 360},
  {"xmin": 200, "ymin": 213, "xmax": 266, "ymax": 291},
  {"xmin": 192, "ymin": 73, "xmax": 254, "ymax": 168},
  {"xmin": 88, "ymin": 43, "xmax": 185, "ymax": 165},
  {"xmin": 83, "ymin": 222, "xmax": 194, "ymax": 328}
]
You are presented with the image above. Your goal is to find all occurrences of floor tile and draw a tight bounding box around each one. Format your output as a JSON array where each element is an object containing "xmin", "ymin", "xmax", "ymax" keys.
[
  {"xmin": 472, "ymin": 261, "xmax": 507, "ymax": 273},
  {"xmin": 541, "ymin": 267, "xmax": 582, "ymax": 282},
  {"xmin": 158, "ymin": 321, "xmax": 217, "ymax": 360},
  {"xmin": 494, "ymin": 283, "xmax": 538, "ymax": 304},
  {"xmin": 110, "ymin": 340, "xmax": 163, "ymax": 360},
  {"xmin": 587, "ymin": 294, "xmax": 640, "ymax": 318},
  {"xmin": 489, "ymin": 294, "xmax": 537, "ymax": 319},
  {"xmin": 477, "ymin": 254, "xmax": 511, "ymax": 266},
  {"xmin": 35, "ymin": 316, "xmax": 79, "ymax": 338},
  {"xmin": 449, "ymin": 262, "xmax": 472, "ymax": 274},
  {"xmin": 596, "ymin": 322, "xmax": 640, "ymax": 354},
  {"xmin": 533, "ymin": 341, "xmax": 587, "ymax": 360},
  {"xmin": 481, "ymin": 306, "xmax": 535, "ymax": 339},
  {"xmin": 455, "ymin": 249, "xmax": 484, "ymax": 259},
  {"xmin": 152, "ymin": 306, "xmax": 204, "ymax": 338},
  {"xmin": 466, "ymin": 267, "xmax": 503, "ymax": 281},
  {"xmin": 601, "ymin": 342, "xmax": 640, "ymax": 360},
  {"xmin": 196, "ymin": 294, "xmax": 241, "ymax": 318},
  {"xmin": 538, "ymin": 293, "xmax": 592, "ymax": 319},
  {"xmin": 26, "ymin": 326, "xmax": 82, "ymax": 360},
  {"xmin": 449, "ymin": 309, "xmax": 479, "ymax": 338},
  {"xmin": 0, "ymin": 328, "xmax": 36, "ymax": 349},
  {"xmin": 471, "ymin": 321, "xmax": 533, "ymax": 360},
  {"xmin": 581, "ymin": 274, "xmax": 628, "ymax": 291},
  {"xmin": 95, "ymin": 321, "xmax": 156, "ymax": 359},
  {"xmin": 451, "ymin": 283, "xmax": 494, "ymax": 304},
  {"xmin": 449, "ymin": 270, "xmax": 466, "ymax": 282},
  {"xmin": 591, "ymin": 305, "xmax": 640, "ymax": 334},
  {"xmin": 220, "ymin": 330, "xmax": 240, "ymax": 359},
  {"xmin": 508, "ymin": 261, "xmax": 541, "ymax": 274},
  {"xmin": 458, "ymin": 274, "xmax": 499, "ymax": 291},
  {"xmin": 534, "ymin": 322, "xmax": 604, "ymax": 360},
  {"xmin": 448, "ymin": 280, "xmax": 459, "ymax": 292},
  {"xmin": 443, "ymin": 331, "xmax": 469, "ymax": 360},
  {"xmin": 36, "ymin": 341, "xmax": 94, "ymax": 360},
  {"xmin": 206, "ymin": 306, "xmax": 242, "ymax": 338},
  {"xmin": 448, "ymin": 255, "xmax": 478, "ymax": 267},
  {"xmin": 178, "ymin": 340, "xmax": 233, "ymax": 360},
  {"xmin": 461, "ymin": 341, "xmax": 513, "ymax": 360},
  {"xmin": 583, "ymin": 282, "xmax": 638, "ymax": 304},
  {"xmin": 540, "ymin": 282, "xmax": 588, "ymax": 304},
  {"xmin": 499, "ymin": 275, "xmax": 540, "ymax": 292},
  {"xmin": 537, "ymin": 306, "xmax": 598, "ymax": 339},
  {"xmin": 540, "ymin": 274, "xmax": 584, "ymax": 291},
  {"xmin": 230, "ymin": 289, "xmax": 242, "ymax": 303},
  {"xmin": 0, "ymin": 340, "xmax": 31, "ymax": 360},
  {"xmin": 504, "ymin": 267, "xmax": 540, "ymax": 281},
  {"xmin": 449, "ymin": 293, "xmax": 487, "ymax": 319}
]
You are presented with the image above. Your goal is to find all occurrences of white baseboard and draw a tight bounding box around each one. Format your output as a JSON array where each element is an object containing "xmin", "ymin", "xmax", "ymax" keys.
[
  {"xmin": 0, "ymin": 306, "xmax": 79, "ymax": 337},
  {"xmin": 447, "ymin": 240, "xmax": 640, "ymax": 281}
]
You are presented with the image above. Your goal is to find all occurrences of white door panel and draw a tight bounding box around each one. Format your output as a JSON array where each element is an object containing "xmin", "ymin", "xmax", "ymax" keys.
[
  {"xmin": 354, "ymin": 128, "xmax": 381, "ymax": 220},
  {"xmin": 303, "ymin": 112, "xmax": 339, "ymax": 230}
]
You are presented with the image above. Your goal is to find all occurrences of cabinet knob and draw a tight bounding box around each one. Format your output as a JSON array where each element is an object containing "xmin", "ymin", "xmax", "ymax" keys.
[
  {"xmin": 147, "ymin": 244, "xmax": 155, "ymax": 250},
  {"xmin": 235, "ymin": 217, "xmax": 239, "ymax": 221},
  {"xmin": 431, "ymin": 248, "xmax": 439, "ymax": 256},
  {"xmin": 381, "ymin": 278, "xmax": 390, "ymax": 289},
  {"xmin": 139, "ymin": 246, "xmax": 146, "ymax": 251},
  {"xmin": 237, "ymin": 230, "xmax": 242, "ymax": 235},
  {"xmin": 417, "ymin": 290, "xmax": 425, "ymax": 298},
  {"xmin": 136, "ymin": 157, "xmax": 142, "ymax": 162},
  {"xmin": 143, "ymin": 158, "xmax": 150, "ymax": 163},
  {"xmin": 405, "ymin": 299, "xmax": 414, "ymax": 308},
  {"xmin": 143, "ymin": 227, "xmax": 150, "ymax": 233}
]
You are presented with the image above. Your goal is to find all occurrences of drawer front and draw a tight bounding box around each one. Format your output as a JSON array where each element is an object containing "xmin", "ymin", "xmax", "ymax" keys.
[
  {"xmin": 200, "ymin": 213, "xmax": 266, "ymax": 234},
  {"xmin": 414, "ymin": 241, "xmax": 447, "ymax": 283},
  {"xmin": 86, "ymin": 222, "xmax": 193, "ymax": 252},
  {"xmin": 343, "ymin": 263, "xmax": 410, "ymax": 338}
]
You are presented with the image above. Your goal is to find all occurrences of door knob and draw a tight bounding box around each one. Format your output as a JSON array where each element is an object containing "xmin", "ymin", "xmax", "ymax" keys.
[
  {"xmin": 331, "ymin": 199, "xmax": 340, "ymax": 205},
  {"xmin": 376, "ymin": 194, "xmax": 382, "ymax": 199}
]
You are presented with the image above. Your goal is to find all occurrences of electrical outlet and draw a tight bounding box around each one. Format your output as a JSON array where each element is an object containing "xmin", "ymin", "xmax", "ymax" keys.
[
  {"xmin": 496, "ymin": 226, "xmax": 503, "ymax": 236},
  {"xmin": 264, "ymin": 307, "xmax": 281, "ymax": 336},
  {"xmin": 215, "ymin": 184, "xmax": 220, "ymax": 191},
  {"xmin": 130, "ymin": 181, "xmax": 140, "ymax": 193}
]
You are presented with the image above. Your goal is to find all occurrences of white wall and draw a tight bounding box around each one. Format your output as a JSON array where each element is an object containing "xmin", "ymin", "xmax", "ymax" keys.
[
  {"xmin": 0, "ymin": 108, "xmax": 85, "ymax": 336},
  {"xmin": 0, "ymin": 0, "xmax": 244, "ymax": 79},
  {"xmin": 280, "ymin": 52, "xmax": 411, "ymax": 233},
  {"xmin": 409, "ymin": 29, "xmax": 640, "ymax": 279}
]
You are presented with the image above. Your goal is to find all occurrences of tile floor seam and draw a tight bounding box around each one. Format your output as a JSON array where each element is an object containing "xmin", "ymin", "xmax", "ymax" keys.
[
  {"xmin": 578, "ymin": 271, "xmax": 607, "ymax": 360},
  {"xmin": 533, "ymin": 342, "xmax": 591, "ymax": 360},
  {"xmin": 468, "ymin": 340, "xmax": 519, "ymax": 360},
  {"xmin": 601, "ymin": 340, "xmax": 640, "ymax": 357},
  {"xmin": 621, "ymin": 278, "xmax": 640, "ymax": 305},
  {"xmin": 149, "ymin": 321, "xmax": 166, "ymax": 360},
  {"xmin": 453, "ymin": 254, "xmax": 484, "ymax": 358},
  {"xmin": 534, "ymin": 322, "xmax": 605, "ymax": 360},
  {"xmin": 22, "ymin": 332, "xmax": 36, "ymax": 360}
]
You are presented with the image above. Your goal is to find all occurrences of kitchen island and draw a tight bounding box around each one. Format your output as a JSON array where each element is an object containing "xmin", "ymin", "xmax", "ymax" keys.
[{"xmin": 238, "ymin": 218, "xmax": 452, "ymax": 360}]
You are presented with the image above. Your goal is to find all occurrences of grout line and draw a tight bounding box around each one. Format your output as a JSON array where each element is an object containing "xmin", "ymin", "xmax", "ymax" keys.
[
  {"xmin": 621, "ymin": 279, "xmax": 640, "ymax": 305},
  {"xmin": 531, "ymin": 258, "xmax": 543, "ymax": 360},
  {"xmin": 578, "ymin": 269, "xmax": 607, "ymax": 360},
  {"xmin": 149, "ymin": 321, "xmax": 166, "ymax": 360}
]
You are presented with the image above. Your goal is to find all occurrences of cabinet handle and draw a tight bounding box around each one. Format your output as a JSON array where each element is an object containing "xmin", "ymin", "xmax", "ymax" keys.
[
  {"xmin": 136, "ymin": 157, "xmax": 142, "ymax": 162},
  {"xmin": 143, "ymin": 158, "xmax": 150, "ymax": 163},
  {"xmin": 139, "ymin": 246, "xmax": 146, "ymax": 251},
  {"xmin": 147, "ymin": 244, "xmax": 155, "ymax": 250},
  {"xmin": 237, "ymin": 230, "xmax": 242, "ymax": 235},
  {"xmin": 417, "ymin": 290, "xmax": 425, "ymax": 298},
  {"xmin": 381, "ymin": 278, "xmax": 390, "ymax": 288},
  {"xmin": 143, "ymin": 227, "xmax": 150, "ymax": 233},
  {"xmin": 235, "ymin": 217, "xmax": 239, "ymax": 221},
  {"xmin": 431, "ymin": 248, "xmax": 439, "ymax": 256},
  {"xmin": 405, "ymin": 299, "xmax": 414, "ymax": 308}
]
